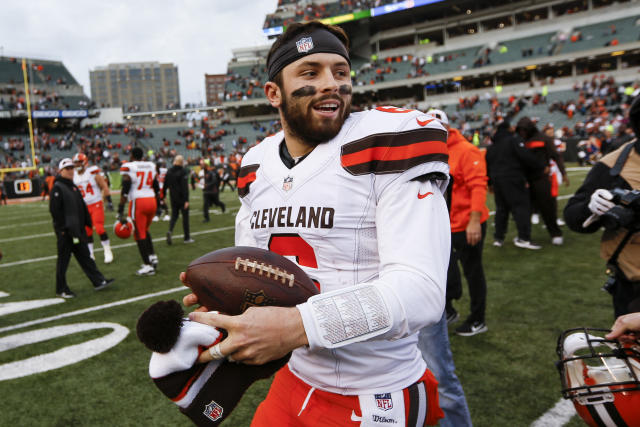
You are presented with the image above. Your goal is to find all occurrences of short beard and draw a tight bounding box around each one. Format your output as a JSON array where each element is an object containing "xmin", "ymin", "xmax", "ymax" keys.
[{"xmin": 280, "ymin": 87, "xmax": 351, "ymax": 147}]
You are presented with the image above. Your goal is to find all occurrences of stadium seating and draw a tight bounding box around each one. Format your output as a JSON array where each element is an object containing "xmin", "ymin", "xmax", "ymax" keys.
[{"xmin": 557, "ymin": 16, "xmax": 640, "ymax": 55}]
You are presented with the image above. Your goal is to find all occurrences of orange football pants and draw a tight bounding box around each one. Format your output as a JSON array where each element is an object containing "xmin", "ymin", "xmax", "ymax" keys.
[
  {"xmin": 128, "ymin": 197, "xmax": 157, "ymax": 241},
  {"xmin": 251, "ymin": 366, "xmax": 443, "ymax": 427},
  {"xmin": 85, "ymin": 201, "xmax": 105, "ymax": 237}
]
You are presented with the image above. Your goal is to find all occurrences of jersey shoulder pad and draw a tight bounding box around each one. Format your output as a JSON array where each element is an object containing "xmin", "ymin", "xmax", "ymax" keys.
[
  {"xmin": 340, "ymin": 109, "xmax": 448, "ymax": 176},
  {"xmin": 88, "ymin": 165, "xmax": 100, "ymax": 175},
  {"xmin": 120, "ymin": 162, "xmax": 132, "ymax": 173}
]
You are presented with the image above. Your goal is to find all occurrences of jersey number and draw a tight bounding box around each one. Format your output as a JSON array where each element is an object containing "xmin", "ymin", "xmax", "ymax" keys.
[
  {"xmin": 136, "ymin": 171, "xmax": 154, "ymax": 190},
  {"xmin": 77, "ymin": 183, "xmax": 94, "ymax": 198},
  {"xmin": 268, "ymin": 234, "xmax": 321, "ymax": 290}
]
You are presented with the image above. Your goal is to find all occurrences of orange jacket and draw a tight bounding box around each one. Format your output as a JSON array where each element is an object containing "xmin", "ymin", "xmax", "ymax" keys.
[{"xmin": 447, "ymin": 128, "xmax": 490, "ymax": 232}]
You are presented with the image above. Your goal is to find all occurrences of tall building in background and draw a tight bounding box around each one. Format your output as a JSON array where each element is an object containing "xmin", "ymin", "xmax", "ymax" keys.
[
  {"xmin": 205, "ymin": 73, "xmax": 226, "ymax": 106},
  {"xmin": 89, "ymin": 62, "xmax": 180, "ymax": 112}
]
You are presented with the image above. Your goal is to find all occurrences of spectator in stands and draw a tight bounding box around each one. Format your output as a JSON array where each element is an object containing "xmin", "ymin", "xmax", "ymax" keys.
[
  {"xmin": 487, "ymin": 118, "xmax": 545, "ymax": 249},
  {"xmin": 516, "ymin": 117, "xmax": 567, "ymax": 245},
  {"xmin": 163, "ymin": 155, "xmax": 193, "ymax": 245}
]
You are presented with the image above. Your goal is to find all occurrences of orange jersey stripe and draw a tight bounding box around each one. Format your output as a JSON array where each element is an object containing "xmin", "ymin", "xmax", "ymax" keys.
[
  {"xmin": 237, "ymin": 171, "xmax": 256, "ymax": 189},
  {"xmin": 341, "ymin": 140, "xmax": 447, "ymax": 167}
]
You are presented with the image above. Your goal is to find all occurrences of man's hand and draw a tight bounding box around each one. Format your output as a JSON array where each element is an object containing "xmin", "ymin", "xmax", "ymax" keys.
[
  {"xmin": 562, "ymin": 174, "xmax": 570, "ymax": 187},
  {"xmin": 189, "ymin": 306, "xmax": 307, "ymax": 365},
  {"xmin": 465, "ymin": 211, "xmax": 482, "ymax": 246},
  {"xmin": 588, "ymin": 189, "xmax": 615, "ymax": 216},
  {"xmin": 180, "ymin": 271, "xmax": 308, "ymax": 365},
  {"xmin": 605, "ymin": 312, "xmax": 640, "ymax": 342},
  {"xmin": 184, "ymin": 201, "xmax": 189, "ymax": 210}
]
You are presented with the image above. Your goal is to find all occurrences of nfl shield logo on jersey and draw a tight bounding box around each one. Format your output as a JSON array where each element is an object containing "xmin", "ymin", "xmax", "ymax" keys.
[
  {"xmin": 203, "ymin": 400, "xmax": 224, "ymax": 422},
  {"xmin": 375, "ymin": 393, "xmax": 393, "ymax": 411},
  {"xmin": 296, "ymin": 37, "xmax": 314, "ymax": 53},
  {"xmin": 283, "ymin": 176, "xmax": 293, "ymax": 191}
]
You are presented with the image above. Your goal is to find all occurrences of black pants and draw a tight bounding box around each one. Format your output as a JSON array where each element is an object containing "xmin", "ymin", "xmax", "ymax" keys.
[
  {"xmin": 529, "ymin": 176, "xmax": 562, "ymax": 238},
  {"xmin": 203, "ymin": 192, "xmax": 225, "ymax": 220},
  {"xmin": 169, "ymin": 201, "xmax": 190, "ymax": 240},
  {"xmin": 220, "ymin": 179, "xmax": 234, "ymax": 192},
  {"xmin": 446, "ymin": 222, "xmax": 487, "ymax": 324},
  {"xmin": 493, "ymin": 176, "xmax": 532, "ymax": 241},
  {"xmin": 55, "ymin": 231, "xmax": 105, "ymax": 293}
]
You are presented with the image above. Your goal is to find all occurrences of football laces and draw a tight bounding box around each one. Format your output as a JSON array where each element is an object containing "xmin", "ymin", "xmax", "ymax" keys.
[{"xmin": 235, "ymin": 257, "xmax": 295, "ymax": 287}]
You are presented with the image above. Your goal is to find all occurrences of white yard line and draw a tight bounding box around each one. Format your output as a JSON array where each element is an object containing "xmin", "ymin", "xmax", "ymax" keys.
[
  {"xmin": 0, "ymin": 219, "xmax": 52, "ymax": 230},
  {"xmin": 0, "ymin": 286, "xmax": 187, "ymax": 334},
  {"xmin": 530, "ymin": 398, "xmax": 576, "ymax": 427},
  {"xmin": 0, "ymin": 225, "xmax": 235, "ymax": 268}
]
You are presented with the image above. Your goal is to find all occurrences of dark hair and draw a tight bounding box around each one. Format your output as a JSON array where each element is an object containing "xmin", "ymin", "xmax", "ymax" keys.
[
  {"xmin": 132, "ymin": 147, "xmax": 144, "ymax": 160},
  {"xmin": 266, "ymin": 21, "xmax": 350, "ymax": 88},
  {"xmin": 136, "ymin": 300, "xmax": 183, "ymax": 353}
]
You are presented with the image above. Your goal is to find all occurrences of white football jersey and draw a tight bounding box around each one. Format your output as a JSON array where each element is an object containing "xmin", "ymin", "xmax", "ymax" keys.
[
  {"xmin": 120, "ymin": 160, "xmax": 157, "ymax": 200},
  {"xmin": 157, "ymin": 166, "xmax": 167, "ymax": 186},
  {"xmin": 235, "ymin": 107, "xmax": 451, "ymax": 395},
  {"xmin": 73, "ymin": 165, "xmax": 103, "ymax": 205}
]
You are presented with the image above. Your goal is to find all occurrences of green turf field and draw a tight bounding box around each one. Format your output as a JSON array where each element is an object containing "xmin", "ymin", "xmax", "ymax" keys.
[{"xmin": 0, "ymin": 168, "xmax": 612, "ymax": 426}]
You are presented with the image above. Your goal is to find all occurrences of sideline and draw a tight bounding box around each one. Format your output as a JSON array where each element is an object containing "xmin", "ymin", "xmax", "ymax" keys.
[
  {"xmin": 0, "ymin": 286, "xmax": 186, "ymax": 334},
  {"xmin": 0, "ymin": 225, "xmax": 235, "ymax": 268}
]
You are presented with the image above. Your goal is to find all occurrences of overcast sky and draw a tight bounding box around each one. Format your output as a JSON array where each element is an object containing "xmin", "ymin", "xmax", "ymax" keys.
[{"xmin": 1, "ymin": 0, "xmax": 277, "ymax": 105}]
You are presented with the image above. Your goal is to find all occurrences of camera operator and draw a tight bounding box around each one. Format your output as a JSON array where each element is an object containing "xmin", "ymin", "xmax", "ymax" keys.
[{"xmin": 564, "ymin": 96, "xmax": 640, "ymax": 317}]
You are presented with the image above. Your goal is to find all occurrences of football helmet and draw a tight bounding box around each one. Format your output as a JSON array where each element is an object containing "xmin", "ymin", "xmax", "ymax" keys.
[
  {"xmin": 113, "ymin": 217, "xmax": 135, "ymax": 239},
  {"xmin": 426, "ymin": 109, "xmax": 449, "ymax": 127},
  {"xmin": 556, "ymin": 327, "xmax": 640, "ymax": 427},
  {"xmin": 73, "ymin": 153, "xmax": 88, "ymax": 171}
]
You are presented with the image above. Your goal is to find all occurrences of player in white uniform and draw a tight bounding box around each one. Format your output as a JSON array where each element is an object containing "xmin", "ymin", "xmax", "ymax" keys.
[
  {"xmin": 119, "ymin": 147, "xmax": 159, "ymax": 275},
  {"xmin": 185, "ymin": 22, "xmax": 451, "ymax": 426},
  {"xmin": 72, "ymin": 153, "xmax": 113, "ymax": 263}
]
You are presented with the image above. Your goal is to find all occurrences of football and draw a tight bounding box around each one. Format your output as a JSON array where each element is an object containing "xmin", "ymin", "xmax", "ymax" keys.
[{"xmin": 184, "ymin": 246, "xmax": 318, "ymax": 315}]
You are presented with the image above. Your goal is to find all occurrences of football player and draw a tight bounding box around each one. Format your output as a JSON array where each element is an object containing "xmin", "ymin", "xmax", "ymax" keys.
[
  {"xmin": 118, "ymin": 147, "xmax": 158, "ymax": 275},
  {"xmin": 184, "ymin": 21, "xmax": 451, "ymax": 426},
  {"xmin": 72, "ymin": 153, "xmax": 114, "ymax": 264},
  {"xmin": 154, "ymin": 160, "xmax": 170, "ymax": 222}
]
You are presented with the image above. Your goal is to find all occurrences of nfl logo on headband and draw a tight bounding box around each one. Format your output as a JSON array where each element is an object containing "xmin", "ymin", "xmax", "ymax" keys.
[{"xmin": 296, "ymin": 37, "xmax": 314, "ymax": 53}]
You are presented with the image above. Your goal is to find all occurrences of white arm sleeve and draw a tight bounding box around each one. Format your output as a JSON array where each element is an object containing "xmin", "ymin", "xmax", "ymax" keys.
[{"xmin": 298, "ymin": 174, "xmax": 450, "ymax": 349}]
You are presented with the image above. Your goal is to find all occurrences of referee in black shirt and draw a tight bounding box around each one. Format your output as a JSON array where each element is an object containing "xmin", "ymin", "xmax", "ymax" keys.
[{"xmin": 50, "ymin": 158, "xmax": 114, "ymax": 298}]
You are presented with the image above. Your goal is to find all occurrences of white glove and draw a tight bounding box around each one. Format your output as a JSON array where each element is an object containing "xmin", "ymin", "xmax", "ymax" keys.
[{"xmin": 588, "ymin": 189, "xmax": 615, "ymax": 216}]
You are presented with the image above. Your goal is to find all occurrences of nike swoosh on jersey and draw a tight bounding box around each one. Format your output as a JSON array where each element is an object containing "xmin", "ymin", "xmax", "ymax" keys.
[
  {"xmin": 416, "ymin": 117, "xmax": 434, "ymax": 127},
  {"xmin": 350, "ymin": 411, "xmax": 362, "ymax": 422},
  {"xmin": 418, "ymin": 191, "xmax": 433, "ymax": 199}
]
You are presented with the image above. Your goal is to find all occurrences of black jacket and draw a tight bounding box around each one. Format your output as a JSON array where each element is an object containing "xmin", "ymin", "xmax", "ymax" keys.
[
  {"xmin": 486, "ymin": 124, "xmax": 546, "ymax": 184},
  {"xmin": 516, "ymin": 117, "xmax": 566, "ymax": 180},
  {"xmin": 49, "ymin": 175, "xmax": 91, "ymax": 240},
  {"xmin": 203, "ymin": 168, "xmax": 220, "ymax": 194},
  {"xmin": 163, "ymin": 165, "xmax": 189, "ymax": 205}
]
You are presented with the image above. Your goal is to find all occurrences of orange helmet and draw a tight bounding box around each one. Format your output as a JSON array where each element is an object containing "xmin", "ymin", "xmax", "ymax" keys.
[
  {"xmin": 557, "ymin": 327, "xmax": 640, "ymax": 427},
  {"xmin": 113, "ymin": 218, "xmax": 135, "ymax": 239},
  {"xmin": 73, "ymin": 153, "xmax": 88, "ymax": 169}
]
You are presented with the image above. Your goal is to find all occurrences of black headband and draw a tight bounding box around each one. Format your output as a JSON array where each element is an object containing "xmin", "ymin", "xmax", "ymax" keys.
[{"xmin": 267, "ymin": 28, "xmax": 350, "ymax": 81}]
